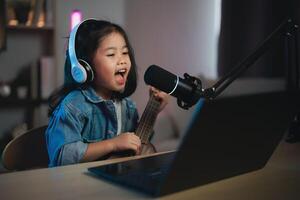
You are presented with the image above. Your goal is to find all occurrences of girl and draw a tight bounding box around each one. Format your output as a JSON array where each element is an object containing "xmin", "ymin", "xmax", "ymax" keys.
[{"xmin": 46, "ymin": 19, "xmax": 169, "ymax": 167}]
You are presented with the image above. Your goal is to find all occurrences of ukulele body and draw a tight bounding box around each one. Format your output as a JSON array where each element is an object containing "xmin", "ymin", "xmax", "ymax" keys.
[
  {"xmin": 107, "ymin": 94, "xmax": 160, "ymax": 159},
  {"xmin": 107, "ymin": 142, "xmax": 157, "ymax": 159},
  {"xmin": 140, "ymin": 142, "xmax": 157, "ymax": 155}
]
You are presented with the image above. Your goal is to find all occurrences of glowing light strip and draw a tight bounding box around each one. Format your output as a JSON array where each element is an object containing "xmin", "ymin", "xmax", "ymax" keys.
[
  {"xmin": 168, "ymin": 76, "xmax": 179, "ymax": 95},
  {"xmin": 70, "ymin": 10, "xmax": 82, "ymax": 31}
]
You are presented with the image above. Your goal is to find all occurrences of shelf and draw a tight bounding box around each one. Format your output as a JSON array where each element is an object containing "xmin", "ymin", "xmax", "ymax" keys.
[{"xmin": 7, "ymin": 25, "xmax": 54, "ymax": 32}]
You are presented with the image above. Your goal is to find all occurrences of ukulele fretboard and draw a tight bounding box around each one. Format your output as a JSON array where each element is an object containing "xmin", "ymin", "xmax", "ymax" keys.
[{"xmin": 135, "ymin": 94, "xmax": 161, "ymax": 143}]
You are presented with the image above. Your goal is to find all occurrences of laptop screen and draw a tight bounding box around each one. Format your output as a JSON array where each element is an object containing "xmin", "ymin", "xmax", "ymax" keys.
[{"xmin": 160, "ymin": 91, "xmax": 300, "ymax": 195}]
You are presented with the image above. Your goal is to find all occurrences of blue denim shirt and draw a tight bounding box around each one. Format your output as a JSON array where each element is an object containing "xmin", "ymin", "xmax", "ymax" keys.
[{"xmin": 45, "ymin": 86, "xmax": 139, "ymax": 167}]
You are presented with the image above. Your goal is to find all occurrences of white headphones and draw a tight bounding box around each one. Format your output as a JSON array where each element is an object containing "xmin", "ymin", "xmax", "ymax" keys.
[{"xmin": 68, "ymin": 19, "xmax": 95, "ymax": 84}]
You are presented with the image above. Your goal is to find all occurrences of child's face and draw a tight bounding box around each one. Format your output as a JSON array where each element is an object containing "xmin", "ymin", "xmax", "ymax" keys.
[{"xmin": 92, "ymin": 32, "xmax": 131, "ymax": 99}]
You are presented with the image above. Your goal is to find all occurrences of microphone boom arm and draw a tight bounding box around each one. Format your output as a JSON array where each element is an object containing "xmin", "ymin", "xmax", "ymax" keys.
[{"xmin": 201, "ymin": 18, "xmax": 299, "ymax": 100}]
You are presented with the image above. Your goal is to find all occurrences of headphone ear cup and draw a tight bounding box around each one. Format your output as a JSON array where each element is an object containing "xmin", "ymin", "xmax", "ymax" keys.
[
  {"xmin": 71, "ymin": 62, "xmax": 87, "ymax": 84},
  {"xmin": 78, "ymin": 59, "xmax": 94, "ymax": 82}
]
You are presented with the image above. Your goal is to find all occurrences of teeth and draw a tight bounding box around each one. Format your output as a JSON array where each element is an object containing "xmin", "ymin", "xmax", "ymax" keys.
[
  {"xmin": 116, "ymin": 69, "xmax": 126, "ymax": 77},
  {"xmin": 118, "ymin": 69, "xmax": 126, "ymax": 73}
]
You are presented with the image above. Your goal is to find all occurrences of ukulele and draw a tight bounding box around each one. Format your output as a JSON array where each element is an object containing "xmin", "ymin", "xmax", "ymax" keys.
[
  {"xmin": 135, "ymin": 93, "xmax": 161, "ymax": 155},
  {"xmin": 107, "ymin": 93, "xmax": 161, "ymax": 158}
]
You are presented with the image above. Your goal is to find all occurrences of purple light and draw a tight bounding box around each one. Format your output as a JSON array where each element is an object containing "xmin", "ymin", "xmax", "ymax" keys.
[{"xmin": 70, "ymin": 10, "xmax": 82, "ymax": 30}]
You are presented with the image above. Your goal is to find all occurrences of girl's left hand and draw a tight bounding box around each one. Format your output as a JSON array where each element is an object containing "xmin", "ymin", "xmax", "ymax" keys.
[{"xmin": 149, "ymin": 86, "xmax": 170, "ymax": 112}]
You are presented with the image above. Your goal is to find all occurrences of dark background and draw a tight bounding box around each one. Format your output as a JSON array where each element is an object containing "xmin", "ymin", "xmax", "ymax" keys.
[{"xmin": 218, "ymin": 0, "xmax": 300, "ymax": 90}]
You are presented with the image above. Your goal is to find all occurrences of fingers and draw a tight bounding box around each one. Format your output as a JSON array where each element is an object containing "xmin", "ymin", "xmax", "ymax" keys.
[
  {"xmin": 149, "ymin": 86, "xmax": 159, "ymax": 94},
  {"xmin": 150, "ymin": 87, "xmax": 163, "ymax": 99},
  {"xmin": 114, "ymin": 132, "xmax": 141, "ymax": 153},
  {"xmin": 149, "ymin": 86, "xmax": 170, "ymax": 111},
  {"xmin": 128, "ymin": 134, "xmax": 141, "ymax": 151},
  {"xmin": 150, "ymin": 87, "xmax": 169, "ymax": 101}
]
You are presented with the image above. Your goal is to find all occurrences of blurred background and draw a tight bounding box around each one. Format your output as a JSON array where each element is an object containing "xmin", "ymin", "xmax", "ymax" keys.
[{"xmin": 0, "ymin": 0, "xmax": 299, "ymax": 171}]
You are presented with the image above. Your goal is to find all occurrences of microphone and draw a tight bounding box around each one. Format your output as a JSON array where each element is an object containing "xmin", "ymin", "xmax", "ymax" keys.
[{"xmin": 144, "ymin": 65, "xmax": 203, "ymax": 109}]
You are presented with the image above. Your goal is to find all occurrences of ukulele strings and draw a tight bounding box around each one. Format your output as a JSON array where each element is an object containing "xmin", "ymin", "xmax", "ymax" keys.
[
  {"xmin": 136, "ymin": 95, "xmax": 155, "ymax": 142},
  {"xmin": 137, "ymin": 94, "xmax": 160, "ymax": 143},
  {"xmin": 140, "ymin": 96, "xmax": 158, "ymax": 142}
]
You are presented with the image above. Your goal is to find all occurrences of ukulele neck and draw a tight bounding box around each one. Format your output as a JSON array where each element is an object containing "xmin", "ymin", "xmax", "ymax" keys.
[{"xmin": 135, "ymin": 94, "xmax": 161, "ymax": 143}]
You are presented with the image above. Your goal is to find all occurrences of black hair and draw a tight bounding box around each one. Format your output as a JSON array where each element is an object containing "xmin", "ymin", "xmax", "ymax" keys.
[{"xmin": 48, "ymin": 20, "xmax": 138, "ymax": 116}]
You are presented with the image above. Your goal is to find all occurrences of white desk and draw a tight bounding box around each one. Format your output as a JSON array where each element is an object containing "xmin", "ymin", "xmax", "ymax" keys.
[{"xmin": 1, "ymin": 141, "xmax": 300, "ymax": 200}]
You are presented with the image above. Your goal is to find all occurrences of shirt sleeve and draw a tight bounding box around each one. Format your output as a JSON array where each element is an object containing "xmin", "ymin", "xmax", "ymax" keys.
[
  {"xmin": 56, "ymin": 141, "xmax": 88, "ymax": 166},
  {"xmin": 46, "ymin": 102, "xmax": 87, "ymax": 167}
]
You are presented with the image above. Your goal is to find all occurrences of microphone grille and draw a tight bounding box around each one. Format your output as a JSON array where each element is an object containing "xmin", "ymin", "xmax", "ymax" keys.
[{"xmin": 144, "ymin": 65, "xmax": 178, "ymax": 93}]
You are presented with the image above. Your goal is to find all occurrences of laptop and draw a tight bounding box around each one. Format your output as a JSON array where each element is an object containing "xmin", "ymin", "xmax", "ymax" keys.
[{"xmin": 88, "ymin": 91, "xmax": 300, "ymax": 197}]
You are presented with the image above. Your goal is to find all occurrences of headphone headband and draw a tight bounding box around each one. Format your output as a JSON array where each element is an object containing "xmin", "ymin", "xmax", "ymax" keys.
[{"xmin": 68, "ymin": 19, "xmax": 97, "ymax": 84}]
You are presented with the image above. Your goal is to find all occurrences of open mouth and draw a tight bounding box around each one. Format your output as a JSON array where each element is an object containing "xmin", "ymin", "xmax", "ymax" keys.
[{"xmin": 115, "ymin": 68, "xmax": 127, "ymax": 77}]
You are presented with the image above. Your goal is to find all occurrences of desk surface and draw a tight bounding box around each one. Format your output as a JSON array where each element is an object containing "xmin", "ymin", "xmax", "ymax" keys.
[{"xmin": 1, "ymin": 141, "xmax": 300, "ymax": 200}]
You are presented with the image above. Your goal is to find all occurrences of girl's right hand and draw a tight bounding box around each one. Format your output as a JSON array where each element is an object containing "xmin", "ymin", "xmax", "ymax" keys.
[{"xmin": 110, "ymin": 133, "xmax": 141, "ymax": 154}]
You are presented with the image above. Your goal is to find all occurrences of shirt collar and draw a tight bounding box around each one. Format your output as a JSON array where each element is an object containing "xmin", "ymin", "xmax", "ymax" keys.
[{"xmin": 81, "ymin": 86, "xmax": 105, "ymax": 104}]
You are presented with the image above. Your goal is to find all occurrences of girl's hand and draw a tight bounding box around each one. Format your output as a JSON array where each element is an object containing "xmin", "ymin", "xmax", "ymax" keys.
[
  {"xmin": 150, "ymin": 86, "xmax": 170, "ymax": 112},
  {"xmin": 110, "ymin": 132, "xmax": 141, "ymax": 154}
]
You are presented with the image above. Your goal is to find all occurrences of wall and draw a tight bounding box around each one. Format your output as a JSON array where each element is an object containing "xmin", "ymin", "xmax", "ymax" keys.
[{"xmin": 54, "ymin": 0, "xmax": 221, "ymax": 150}]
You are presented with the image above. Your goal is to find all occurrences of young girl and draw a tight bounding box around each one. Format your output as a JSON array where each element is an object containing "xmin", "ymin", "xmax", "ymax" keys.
[{"xmin": 46, "ymin": 19, "xmax": 169, "ymax": 167}]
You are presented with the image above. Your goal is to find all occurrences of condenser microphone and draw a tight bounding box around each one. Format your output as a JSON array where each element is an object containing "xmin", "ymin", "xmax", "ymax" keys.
[{"xmin": 144, "ymin": 65, "xmax": 203, "ymax": 109}]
